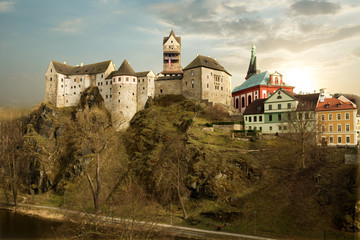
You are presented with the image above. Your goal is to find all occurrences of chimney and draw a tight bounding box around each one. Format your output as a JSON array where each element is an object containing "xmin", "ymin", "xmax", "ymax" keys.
[
  {"xmin": 80, "ymin": 62, "xmax": 84, "ymax": 67},
  {"xmin": 63, "ymin": 61, "xmax": 67, "ymax": 64}
]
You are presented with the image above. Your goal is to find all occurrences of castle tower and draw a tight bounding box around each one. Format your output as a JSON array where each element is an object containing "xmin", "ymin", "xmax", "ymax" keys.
[
  {"xmin": 162, "ymin": 30, "xmax": 182, "ymax": 75},
  {"xmin": 245, "ymin": 44, "xmax": 260, "ymax": 80},
  {"xmin": 111, "ymin": 60, "xmax": 137, "ymax": 130}
]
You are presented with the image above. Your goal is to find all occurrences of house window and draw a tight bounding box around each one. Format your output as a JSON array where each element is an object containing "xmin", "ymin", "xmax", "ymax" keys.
[
  {"xmin": 329, "ymin": 114, "xmax": 333, "ymax": 120},
  {"xmin": 337, "ymin": 124, "xmax": 341, "ymax": 132},
  {"xmin": 259, "ymin": 116, "xmax": 263, "ymax": 122},
  {"xmin": 74, "ymin": 79, "xmax": 76, "ymax": 82},
  {"xmin": 329, "ymin": 136, "xmax": 333, "ymax": 143},
  {"xmin": 298, "ymin": 113, "xmax": 303, "ymax": 120},
  {"xmin": 269, "ymin": 115, "xmax": 273, "ymax": 121},
  {"xmin": 260, "ymin": 127, "xmax": 262, "ymax": 131},
  {"xmin": 345, "ymin": 113, "xmax": 350, "ymax": 120},
  {"xmin": 305, "ymin": 113, "xmax": 309, "ymax": 119},
  {"xmin": 245, "ymin": 117, "xmax": 247, "ymax": 121},
  {"xmin": 249, "ymin": 117, "xmax": 252, "ymax": 122},
  {"xmin": 287, "ymin": 103, "xmax": 291, "ymax": 109},
  {"xmin": 346, "ymin": 136, "xmax": 350, "ymax": 143},
  {"xmin": 321, "ymin": 125, "xmax": 325, "ymax": 132},
  {"xmin": 284, "ymin": 125, "xmax": 287, "ymax": 130},
  {"xmin": 254, "ymin": 116, "xmax": 257, "ymax": 122},
  {"xmin": 329, "ymin": 125, "xmax": 333, "ymax": 132},
  {"xmin": 126, "ymin": 77, "xmax": 129, "ymax": 82},
  {"xmin": 337, "ymin": 113, "xmax": 341, "ymax": 120},
  {"xmin": 338, "ymin": 136, "xmax": 342, "ymax": 143},
  {"xmin": 269, "ymin": 126, "xmax": 273, "ymax": 131},
  {"xmin": 278, "ymin": 114, "xmax": 282, "ymax": 121},
  {"xmin": 345, "ymin": 124, "xmax": 350, "ymax": 131},
  {"xmin": 269, "ymin": 105, "xmax": 272, "ymax": 110},
  {"xmin": 278, "ymin": 104, "xmax": 281, "ymax": 109},
  {"xmin": 321, "ymin": 115, "xmax": 325, "ymax": 121},
  {"xmin": 279, "ymin": 126, "xmax": 282, "ymax": 130},
  {"xmin": 249, "ymin": 126, "xmax": 252, "ymax": 130}
]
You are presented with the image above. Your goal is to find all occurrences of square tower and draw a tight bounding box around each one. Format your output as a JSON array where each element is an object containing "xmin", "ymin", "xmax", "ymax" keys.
[{"xmin": 162, "ymin": 30, "xmax": 182, "ymax": 74}]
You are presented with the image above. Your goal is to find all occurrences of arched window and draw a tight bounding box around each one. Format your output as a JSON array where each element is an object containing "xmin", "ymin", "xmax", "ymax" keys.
[
  {"xmin": 248, "ymin": 95, "xmax": 252, "ymax": 105},
  {"xmin": 235, "ymin": 98, "xmax": 239, "ymax": 109},
  {"xmin": 241, "ymin": 97, "xmax": 245, "ymax": 108},
  {"xmin": 275, "ymin": 77, "xmax": 279, "ymax": 84}
]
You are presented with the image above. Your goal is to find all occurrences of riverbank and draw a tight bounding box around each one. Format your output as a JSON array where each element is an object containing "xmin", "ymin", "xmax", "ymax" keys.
[{"xmin": 0, "ymin": 201, "xmax": 280, "ymax": 240}]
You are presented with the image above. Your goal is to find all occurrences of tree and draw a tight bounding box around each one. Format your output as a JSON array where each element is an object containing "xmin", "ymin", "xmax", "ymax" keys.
[
  {"xmin": 283, "ymin": 105, "xmax": 318, "ymax": 168},
  {"xmin": 0, "ymin": 108, "xmax": 27, "ymax": 206},
  {"xmin": 71, "ymin": 105, "xmax": 122, "ymax": 214}
]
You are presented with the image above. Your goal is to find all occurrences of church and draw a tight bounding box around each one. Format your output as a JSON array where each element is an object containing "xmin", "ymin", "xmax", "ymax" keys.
[{"xmin": 44, "ymin": 30, "xmax": 232, "ymax": 130}]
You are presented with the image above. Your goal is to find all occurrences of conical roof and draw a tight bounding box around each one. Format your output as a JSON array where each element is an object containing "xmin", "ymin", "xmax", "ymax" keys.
[{"xmin": 114, "ymin": 59, "xmax": 136, "ymax": 76}]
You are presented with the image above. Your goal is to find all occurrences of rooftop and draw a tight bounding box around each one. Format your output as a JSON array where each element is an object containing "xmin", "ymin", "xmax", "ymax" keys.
[
  {"xmin": 52, "ymin": 60, "xmax": 112, "ymax": 75},
  {"xmin": 316, "ymin": 97, "xmax": 357, "ymax": 112},
  {"xmin": 243, "ymin": 99, "xmax": 266, "ymax": 115},
  {"xmin": 183, "ymin": 55, "xmax": 231, "ymax": 75}
]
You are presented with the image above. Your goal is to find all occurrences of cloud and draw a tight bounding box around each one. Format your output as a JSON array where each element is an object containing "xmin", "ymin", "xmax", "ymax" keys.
[
  {"xmin": 290, "ymin": 0, "xmax": 341, "ymax": 16},
  {"xmin": 352, "ymin": 47, "xmax": 360, "ymax": 58},
  {"xmin": 0, "ymin": 1, "xmax": 14, "ymax": 13},
  {"xmin": 52, "ymin": 18, "xmax": 83, "ymax": 34}
]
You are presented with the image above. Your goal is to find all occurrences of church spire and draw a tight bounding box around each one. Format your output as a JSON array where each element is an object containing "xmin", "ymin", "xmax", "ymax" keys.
[{"xmin": 245, "ymin": 44, "xmax": 259, "ymax": 80}]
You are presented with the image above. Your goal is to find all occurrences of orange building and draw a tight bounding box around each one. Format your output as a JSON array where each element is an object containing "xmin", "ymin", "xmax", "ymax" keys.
[{"xmin": 316, "ymin": 96, "xmax": 357, "ymax": 146}]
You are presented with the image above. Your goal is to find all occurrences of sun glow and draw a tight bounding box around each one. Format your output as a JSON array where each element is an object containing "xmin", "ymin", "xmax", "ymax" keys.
[{"xmin": 282, "ymin": 67, "xmax": 317, "ymax": 94}]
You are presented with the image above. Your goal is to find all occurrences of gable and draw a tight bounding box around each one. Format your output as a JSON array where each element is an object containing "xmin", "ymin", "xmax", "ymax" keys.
[
  {"xmin": 265, "ymin": 89, "xmax": 296, "ymax": 103},
  {"xmin": 164, "ymin": 35, "xmax": 180, "ymax": 46}
]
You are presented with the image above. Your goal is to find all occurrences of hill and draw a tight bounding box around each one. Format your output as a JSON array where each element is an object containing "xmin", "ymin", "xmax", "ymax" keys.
[{"xmin": 0, "ymin": 90, "xmax": 358, "ymax": 239}]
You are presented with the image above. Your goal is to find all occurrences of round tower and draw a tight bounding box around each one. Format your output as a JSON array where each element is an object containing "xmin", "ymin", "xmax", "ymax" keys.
[{"xmin": 111, "ymin": 59, "xmax": 137, "ymax": 130}]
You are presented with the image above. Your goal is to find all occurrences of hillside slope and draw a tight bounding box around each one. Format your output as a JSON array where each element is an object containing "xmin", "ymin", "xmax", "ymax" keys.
[{"xmin": 5, "ymin": 92, "xmax": 359, "ymax": 239}]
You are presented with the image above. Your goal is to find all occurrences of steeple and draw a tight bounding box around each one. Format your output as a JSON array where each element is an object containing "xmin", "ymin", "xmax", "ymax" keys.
[{"xmin": 245, "ymin": 44, "xmax": 259, "ymax": 80}]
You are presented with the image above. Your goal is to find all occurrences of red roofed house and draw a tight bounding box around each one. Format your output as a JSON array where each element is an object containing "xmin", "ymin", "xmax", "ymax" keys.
[{"xmin": 316, "ymin": 95, "xmax": 357, "ymax": 146}]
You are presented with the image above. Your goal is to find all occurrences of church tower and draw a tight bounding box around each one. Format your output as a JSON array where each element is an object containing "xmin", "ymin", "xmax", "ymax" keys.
[
  {"xmin": 111, "ymin": 59, "xmax": 138, "ymax": 131},
  {"xmin": 162, "ymin": 30, "xmax": 182, "ymax": 75},
  {"xmin": 245, "ymin": 44, "xmax": 260, "ymax": 80}
]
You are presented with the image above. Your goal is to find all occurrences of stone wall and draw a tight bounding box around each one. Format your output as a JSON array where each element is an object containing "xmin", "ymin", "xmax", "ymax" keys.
[
  {"xmin": 201, "ymin": 67, "xmax": 231, "ymax": 106},
  {"xmin": 154, "ymin": 79, "xmax": 182, "ymax": 97},
  {"xmin": 182, "ymin": 68, "xmax": 202, "ymax": 101}
]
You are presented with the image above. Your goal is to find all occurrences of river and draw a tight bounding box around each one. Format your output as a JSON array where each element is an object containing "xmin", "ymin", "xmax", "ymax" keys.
[{"xmin": 0, "ymin": 208, "xmax": 63, "ymax": 239}]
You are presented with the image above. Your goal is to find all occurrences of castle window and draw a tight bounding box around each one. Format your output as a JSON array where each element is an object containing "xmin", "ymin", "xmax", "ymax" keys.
[
  {"xmin": 101, "ymin": 82, "xmax": 103, "ymax": 86},
  {"xmin": 160, "ymin": 89, "xmax": 163, "ymax": 93},
  {"xmin": 71, "ymin": 86, "xmax": 73, "ymax": 89},
  {"xmin": 118, "ymin": 92, "xmax": 120, "ymax": 95},
  {"xmin": 118, "ymin": 100, "xmax": 120, "ymax": 103},
  {"xmin": 191, "ymin": 79, "xmax": 194, "ymax": 88},
  {"xmin": 132, "ymin": 93, "xmax": 134, "ymax": 96},
  {"xmin": 74, "ymin": 79, "xmax": 76, "ymax": 82},
  {"xmin": 138, "ymin": 79, "xmax": 140, "ymax": 82},
  {"xmin": 50, "ymin": 77, "xmax": 52, "ymax": 81},
  {"xmin": 80, "ymin": 78, "xmax": 82, "ymax": 82},
  {"xmin": 106, "ymin": 95, "xmax": 108, "ymax": 99},
  {"xmin": 98, "ymin": 82, "xmax": 100, "ymax": 86},
  {"xmin": 185, "ymin": 82, "xmax": 187, "ymax": 86},
  {"xmin": 61, "ymin": 85, "xmax": 63, "ymax": 88},
  {"xmin": 143, "ymin": 87, "xmax": 145, "ymax": 90},
  {"xmin": 50, "ymin": 84, "xmax": 52, "ymax": 87},
  {"xmin": 133, "ymin": 78, "xmax": 135, "ymax": 82},
  {"xmin": 74, "ymin": 86, "xmax": 76, "ymax": 89},
  {"xmin": 101, "ymin": 74, "xmax": 103, "ymax": 78},
  {"xmin": 126, "ymin": 77, "xmax": 129, "ymax": 82},
  {"xmin": 61, "ymin": 78, "xmax": 63, "ymax": 82},
  {"xmin": 110, "ymin": 95, "xmax": 112, "ymax": 98},
  {"xmin": 50, "ymin": 69, "xmax": 52, "ymax": 72},
  {"xmin": 74, "ymin": 92, "xmax": 76, "ymax": 94},
  {"xmin": 106, "ymin": 81, "xmax": 108, "ymax": 85},
  {"xmin": 142, "ymin": 79, "xmax": 144, "ymax": 82},
  {"xmin": 79, "ymin": 85, "xmax": 81, "ymax": 87},
  {"xmin": 221, "ymin": 87, "xmax": 223, "ymax": 91},
  {"xmin": 66, "ymin": 100, "xmax": 68, "ymax": 103},
  {"xmin": 207, "ymin": 84, "xmax": 209, "ymax": 88}
]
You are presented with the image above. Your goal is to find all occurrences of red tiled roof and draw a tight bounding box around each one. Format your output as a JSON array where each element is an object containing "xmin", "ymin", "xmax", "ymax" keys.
[{"xmin": 316, "ymin": 97, "xmax": 356, "ymax": 111}]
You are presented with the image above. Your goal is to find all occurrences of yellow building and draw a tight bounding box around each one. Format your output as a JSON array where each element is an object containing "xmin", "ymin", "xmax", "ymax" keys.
[
  {"xmin": 357, "ymin": 114, "xmax": 360, "ymax": 145},
  {"xmin": 316, "ymin": 96, "xmax": 357, "ymax": 146}
]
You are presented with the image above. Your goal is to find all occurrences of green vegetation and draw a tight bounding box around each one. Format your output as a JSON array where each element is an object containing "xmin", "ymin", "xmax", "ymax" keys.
[{"xmin": 0, "ymin": 93, "xmax": 359, "ymax": 239}]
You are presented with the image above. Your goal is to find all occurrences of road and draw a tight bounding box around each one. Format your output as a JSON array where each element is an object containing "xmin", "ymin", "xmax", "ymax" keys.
[{"xmin": 1, "ymin": 201, "xmax": 280, "ymax": 240}]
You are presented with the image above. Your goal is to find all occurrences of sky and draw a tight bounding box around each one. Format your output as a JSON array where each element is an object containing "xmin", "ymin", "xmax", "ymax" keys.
[{"xmin": 0, "ymin": 0, "xmax": 359, "ymax": 106}]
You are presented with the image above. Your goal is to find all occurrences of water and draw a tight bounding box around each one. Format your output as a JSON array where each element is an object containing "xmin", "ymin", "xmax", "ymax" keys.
[{"xmin": 0, "ymin": 208, "xmax": 62, "ymax": 239}]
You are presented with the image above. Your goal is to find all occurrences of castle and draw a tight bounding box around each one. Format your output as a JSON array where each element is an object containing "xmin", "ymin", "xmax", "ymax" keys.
[{"xmin": 44, "ymin": 30, "xmax": 232, "ymax": 130}]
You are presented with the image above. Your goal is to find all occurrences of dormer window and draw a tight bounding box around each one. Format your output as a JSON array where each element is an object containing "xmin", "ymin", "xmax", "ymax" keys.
[
  {"xmin": 337, "ymin": 104, "xmax": 341, "ymax": 107},
  {"xmin": 325, "ymin": 104, "xmax": 329, "ymax": 108}
]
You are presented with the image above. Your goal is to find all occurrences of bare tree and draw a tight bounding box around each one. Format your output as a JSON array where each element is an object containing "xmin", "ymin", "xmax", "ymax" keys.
[
  {"xmin": 283, "ymin": 106, "xmax": 318, "ymax": 168},
  {"xmin": 0, "ymin": 108, "xmax": 27, "ymax": 206},
  {"xmin": 71, "ymin": 106, "xmax": 121, "ymax": 214}
]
